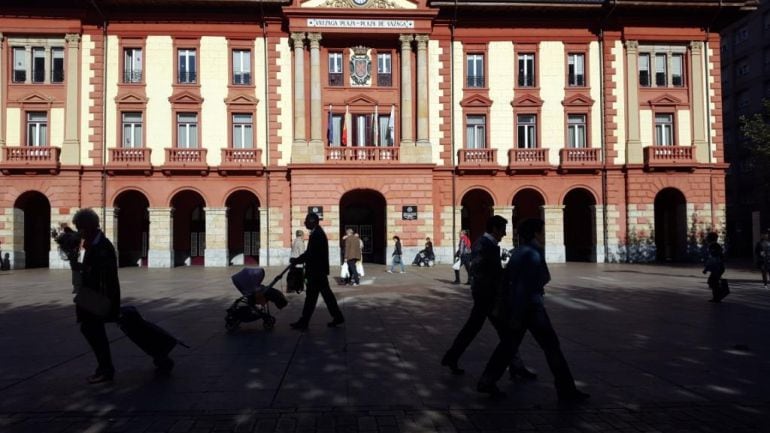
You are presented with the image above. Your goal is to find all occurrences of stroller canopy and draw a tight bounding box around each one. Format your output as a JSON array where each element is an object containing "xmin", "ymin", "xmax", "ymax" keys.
[{"xmin": 231, "ymin": 267, "xmax": 266, "ymax": 296}]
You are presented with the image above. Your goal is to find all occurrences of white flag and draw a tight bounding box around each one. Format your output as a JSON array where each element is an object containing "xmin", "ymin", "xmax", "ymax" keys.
[{"xmin": 387, "ymin": 105, "xmax": 395, "ymax": 146}]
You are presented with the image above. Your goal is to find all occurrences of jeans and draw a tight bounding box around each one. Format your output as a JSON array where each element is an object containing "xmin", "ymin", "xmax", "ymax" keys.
[
  {"xmin": 390, "ymin": 255, "xmax": 404, "ymax": 273},
  {"xmin": 347, "ymin": 259, "xmax": 360, "ymax": 284}
]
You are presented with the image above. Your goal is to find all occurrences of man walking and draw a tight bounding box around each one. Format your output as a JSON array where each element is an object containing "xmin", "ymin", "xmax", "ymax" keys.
[
  {"xmin": 442, "ymin": 215, "xmax": 535, "ymax": 380},
  {"xmin": 289, "ymin": 213, "xmax": 345, "ymax": 329},
  {"xmin": 477, "ymin": 218, "xmax": 589, "ymax": 402},
  {"xmin": 343, "ymin": 228, "xmax": 362, "ymax": 286}
]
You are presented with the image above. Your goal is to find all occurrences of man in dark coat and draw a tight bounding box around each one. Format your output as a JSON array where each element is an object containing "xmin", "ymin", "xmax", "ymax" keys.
[
  {"xmin": 289, "ymin": 212, "xmax": 345, "ymax": 329},
  {"xmin": 73, "ymin": 208, "xmax": 121, "ymax": 384},
  {"xmin": 442, "ymin": 215, "xmax": 535, "ymax": 380}
]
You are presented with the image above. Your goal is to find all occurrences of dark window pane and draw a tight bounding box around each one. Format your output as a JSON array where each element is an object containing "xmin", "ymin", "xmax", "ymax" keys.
[
  {"xmin": 52, "ymin": 58, "xmax": 64, "ymax": 82},
  {"xmin": 329, "ymin": 72, "xmax": 343, "ymax": 86},
  {"xmin": 467, "ymin": 75, "xmax": 484, "ymax": 87},
  {"xmin": 377, "ymin": 74, "xmax": 392, "ymax": 87}
]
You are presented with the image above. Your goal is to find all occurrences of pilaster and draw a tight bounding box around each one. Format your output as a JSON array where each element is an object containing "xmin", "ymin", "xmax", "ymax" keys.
[
  {"xmin": 542, "ymin": 205, "xmax": 565, "ymax": 263},
  {"xmin": 147, "ymin": 207, "xmax": 174, "ymax": 268},
  {"xmin": 291, "ymin": 32, "xmax": 307, "ymax": 146},
  {"xmin": 415, "ymin": 34, "xmax": 430, "ymax": 147},
  {"xmin": 624, "ymin": 41, "xmax": 643, "ymax": 164},
  {"xmin": 399, "ymin": 34, "xmax": 414, "ymax": 146},
  {"xmin": 49, "ymin": 207, "xmax": 76, "ymax": 269},
  {"xmin": 308, "ymin": 33, "xmax": 323, "ymax": 146},
  {"xmin": 204, "ymin": 207, "xmax": 228, "ymax": 267},
  {"xmin": 0, "ymin": 33, "xmax": 5, "ymax": 147},
  {"xmin": 591, "ymin": 205, "xmax": 605, "ymax": 263},
  {"xmin": 61, "ymin": 34, "xmax": 81, "ymax": 164},
  {"xmin": 689, "ymin": 41, "xmax": 709, "ymax": 162}
]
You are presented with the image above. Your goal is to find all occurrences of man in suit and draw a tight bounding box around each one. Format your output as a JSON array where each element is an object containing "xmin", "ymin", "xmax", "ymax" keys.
[
  {"xmin": 289, "ymin": 212, "xmax": 345, "ymax": 329},
  {"xmin": 442, "ymin": 215, "xmax": 535, "ymax": 380},
  {"xmin": 73, "ymin": 208, "xmax": 121, "ymax": 384}
]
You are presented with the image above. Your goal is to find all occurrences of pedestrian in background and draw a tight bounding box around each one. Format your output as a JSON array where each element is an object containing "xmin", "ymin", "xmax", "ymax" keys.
[
  {"xmin": 343, "ymin": 228, "xmax": 362, "ymax": 286},
  {"xmin": 291, "ymin": 230, "xmax": 305, "ymax": 259},
  {"xmin": 703, "ymin": 234, "xmax": 727, "ymax": 302},
  {"xmin": 754, "ymin": 230, "xmax": 770, "ymax": 289},
  {"xmin": 388, "ymin": 236, "xmax": 404, "ymax": 273},
  {"xmin": 453, "ymin": 230, "xmax": 471, "ymax": 284}
]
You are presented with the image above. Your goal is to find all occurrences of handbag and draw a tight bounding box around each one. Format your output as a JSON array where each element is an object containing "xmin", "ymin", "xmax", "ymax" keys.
[
  {"xmin": 356, "ymin": 260, "xmax": 365, "ymax": 277},
  {"xmin": 452, "ymin": 258, "xmax": 461, "ymax": 271},
  {"xmin": 74, "ymin": 285, "xmax": 111, "ymax": 318},
  {"xmin": 392, "ymin": 254, "xmax": 402, "ymax": 265},
  {"xmin": 340, "ymin": 264, "xmax": 350, "ymax": 279}
]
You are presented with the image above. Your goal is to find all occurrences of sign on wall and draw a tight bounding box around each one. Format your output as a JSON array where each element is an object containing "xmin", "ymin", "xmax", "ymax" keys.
[
  {"xmin": 307, "ymin": 19, "xmax": 415, "ymax": 29},
  {"xmin": 308, "ymin": 206, "xmax": 324, "ymax": 220},
  {"xmin": 402, "ymin": 205, "xmax": 417, "ymax": 220}
]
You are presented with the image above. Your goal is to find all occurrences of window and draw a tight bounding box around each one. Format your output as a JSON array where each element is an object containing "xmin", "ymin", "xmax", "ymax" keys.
[
  {"xmin": 177, "ymin": 49, "xmax": 197, "ymax": 84},
  {"xmin": 654, "ymin": 114, "xmax": 674, "ymax": 146},
  {"xmin": 26, "ymin": 112, "xmax": 47, "ymax": 146},
  {"xmin": 177, "ymin": 113, "xmax": 198, "ymax": 148},
  {"xmin": 353, "ymin": 114, "xmax": 374, "ymax": 147},
  {"xmin": 232, "ymin": 113, "xmax": 253, "ymax": 148},
  {"xmin": 32, "ymin": 48, "xmax": 45, "ymax": 83},
  {"xmin": 639, "ymin": 53, "xmax": 651, "ymax": 87},
  {"xmin": 51, "ymin": 48, "xmax": 64, "ymax": 83},
  {"xmin": 466, "ymin": 54, "xmax": 484, "ymax": 87},
  {"xmin": 567, "ymin": 114, "xmax": 587, "ymax": 148},
  {"xmin": 671, "ymin": 54, "xmax": 684, "ymax": 87},
  {"xmin": 329, "ymin": 52, "xmax": 343, "ymax": 86},
  {"xmin": 517, "ymin": 114, "xmax": 536, "ymax": 148},
  {"xmin": 13, "ymin": 47, "xmax": 26, "ymax": 82},
  {"xmin": 737, "ymin": 59, "xmax": 750, "ymax": 77},
  {"xmin": 232, "ymin": 49, "xmax": 251, "ymax": 85},
  {"xmin": 328, "ymin": 113, "xmax": 343, "ymax": 146},
  {"xmin": 121, "ymin": 112, "xmax": 143, "ymax": 148},
  {"xmin": 654, "ymin": 53, "xmax": 667, "ymax": 86},
  {"xmin": 567, "ymin": 53, "xmax": 585, "ymax": 87},
  {"xmin": 735, "ymin": 27, "xmax": 749, "ymax": 46},
  {"xmin": 466, "ymin": 115, "xmax": 486, "ymax": 148},
  {"xmin": 518, "ymin": 53, "xmax": 536, "ymax": 87},
  {"xmin": 377, "ymin": 53, "xmax": 392, "ymax": 87},
  {"xmin": 378, "ymin": 115, "xmax": 393, "ymax": 146},
  {"xmin": 124, "ymin": 48, "xmax": 142, "ymax": 83}
]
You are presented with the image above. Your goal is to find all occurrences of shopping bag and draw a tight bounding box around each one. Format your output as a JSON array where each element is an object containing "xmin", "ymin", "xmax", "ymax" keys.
[
  {"xmin": 452, "ymin": 258, "xmax": 461, "ymax": 271},
  {"xmin": 356, "ymin": 260, "xmax": 365, "ymax": 277},
  {"xmin": 340, "ymin": 264, "xmax": 350, "ymax": 279}
]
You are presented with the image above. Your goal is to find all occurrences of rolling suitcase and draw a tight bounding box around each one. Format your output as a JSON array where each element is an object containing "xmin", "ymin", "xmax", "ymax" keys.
[{"xmin": 118, "ymin": 306, "xmax": 186, "ymax": 372}]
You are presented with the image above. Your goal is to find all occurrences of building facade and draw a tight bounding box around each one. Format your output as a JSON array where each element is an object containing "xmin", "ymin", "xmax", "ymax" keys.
[
  {"xmin": 0, "ymin": 0, "xmax": 755, "ymax": 269},
  {"xmin": 721, "ymin": 0, "xmax": 770, "ymax": 257}
]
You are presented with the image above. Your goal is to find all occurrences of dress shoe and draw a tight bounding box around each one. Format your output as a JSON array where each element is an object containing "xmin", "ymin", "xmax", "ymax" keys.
[
  {"xmin": 87, "ymin": 372, "xmax": 114, "ymax": 384},
  {"xmin": 440, "ymin": 354, "xmax": 465, "ymax": 375},
  {"xmin": 557, "ymin": 389, "xmax": 590, "ymax": 404},
  {"xmin": 290, "ymin": 320, "xmax": 308, "ymax": 330},
  {"xmin": 477, "ymin": 381, "xmax": 506, "ymax": 399},
  {"xmin": 510, "ymin": 367, "xmax": 537, "ymax": 381},
  {"xmin": 327, "ymin": 318, "xmax": 345, "ymax": 328}
]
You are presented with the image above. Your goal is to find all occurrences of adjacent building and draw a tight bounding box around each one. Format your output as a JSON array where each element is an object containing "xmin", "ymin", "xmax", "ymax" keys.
[{"xmin": 0, "ymin": 0, "xmax": 756, "ymax": 269}]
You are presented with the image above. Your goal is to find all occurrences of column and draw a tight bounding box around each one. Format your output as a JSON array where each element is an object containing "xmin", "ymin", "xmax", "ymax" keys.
[
  {"xmin": 11, "ymin": 208, "xmax": 25, "ymax": 269},
  {"xmin": 43, "ymin": 47, "xmax": 51, "ymax": 84},
  {"xmin": 104, "ymin": 207, "xmax": 118, "ymax": 251},
  {"xmin": 24, "ymin": 46, "xmax": 32, "ymax": 84},
  {"xmin": 62, "ymin": 34, "xmax": 81, "ymax": 164},
  {"xmin": 591, "ymin": 205, "xmax": 605, "ymax": 263},
  {"xmin": 399, "ymin": 34, "xmax": 414, "ymax": 146},
  {"xmin": 258, "ymin": 208, "xmax": 269, "ymax": 265},
  {"xmin": 204, "ymin": 207, "xmax": 228, "ymax": 267},
  {"xmin": 541, "ymin": 205, "xmax": 565, "ymax": 263},
  {"xmin": 689, "ymin": 41, "xmax": 709, "ymax": 162},
  {"xmin": 308, "ymin": 33, "xmax": 323, "ymax": 145},
  {"xmin": 625, "ymin": 41, "xmax": 643, "ymax": 164},
  {"xmin": 291, "ymin": 32, "xmax": 307, "ymax": 145},
  {"xmin": 147, "ymin": 207, "xmax": 174, "ymax": 268},
  {"xmin": 0, "ymin": 33, "xmax": 5, "ymax": 147},
  {"xmin": 415, "ymin": 35, "xmax": 430, "ymax": 146}
]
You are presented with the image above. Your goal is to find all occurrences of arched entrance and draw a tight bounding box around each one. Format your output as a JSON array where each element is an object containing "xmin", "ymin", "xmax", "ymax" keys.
[
  {"xmin": 511, "ymin": 188, "xmax": 545, "ymax": 246},
  {"xmin": 654, "ymin": 188, "xmax": 687, "ymax": 262},
  {"xmin": 461, "ymin": 189, "xmax": 494, "ymax": 245},
  {"xmin": 225, "ymin": 190, "xmax": 260, "ymax": 265},
  {"xmin": 114, "ymin": 190, "xmax": 149, "ymax": 267},
  {"xmin": 563, "ymin": 188, "xmax": 596, "ymax": 262},
  {"xmin": 340, "ymin": 189, "xmax": 386, "ymax": 264},
  {"xmin": 14, "ymin": 191, "xmax": 51, "ymax": 268},
  {"xmin": 170, "ymin": 190, "xmax": 206, "ymax": 266}
]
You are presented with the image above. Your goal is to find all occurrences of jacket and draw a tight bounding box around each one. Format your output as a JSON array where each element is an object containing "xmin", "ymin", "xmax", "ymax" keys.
[
  {"xmin": 469, "ymin": 234, "xmax": 503, "ymax": 309},
  {"xmin": 77, "ymin": 232, "xmax": 121, "ymax": 322},
  {"xmin": 496, "ymin": 241, "xmax": 550, "ymax": 326},
  {"xmin": 343, "ymin": 234, "xmax": 362, "ymax": 261},
  {"xmin": 393, "ymin": 239, "xmax": 402, "ymax": 256},
  {"xmin": 291, "ymin": 237, "xmax": 305, "ymax": 259},
  {"xmin": 294, "ymin": 226, "xmax": 330, "ymax": 277}
]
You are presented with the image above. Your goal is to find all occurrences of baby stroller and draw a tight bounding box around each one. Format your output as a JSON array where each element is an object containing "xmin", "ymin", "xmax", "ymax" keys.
[
  {"xmin": 412, "ymin": 250, "xmax": 435, "ymax": 267},
  {"xmin": 225, "ymin": 266, "xmax": 290, "ymax": 333}
]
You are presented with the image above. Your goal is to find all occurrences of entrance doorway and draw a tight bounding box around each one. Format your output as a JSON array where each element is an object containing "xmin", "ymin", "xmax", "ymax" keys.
[
  {"xmin": 563, "ymin": 188, "xmax": 596, "ymax": 262},
  {"xmin": 461, "ymin": 189, "xmax": 494, "ymax": 245},
  {"xmin": 339, "ymin": 189, "xmax": 386, "ymax": 264},
  {"xmin": 511, "ymin": 188, "xmax": 545, "ymax": 247},
  {"xmin": 655, "ymin": 188, "xmax": 687, "ymax": 262},
  {"xmin": 14, "ymin": 191, "xmax": 50, "ymax": 268},
  {"xmin": 114, "ymin": 190, "xmax": 149, "ymax": 267},
  {"xmin": 226, "ymin": 190, "xmax": 260, "ymax": 265},
  {"xmin": 170, "ymin": 190, "xmax": 206, "ymax": 266}
]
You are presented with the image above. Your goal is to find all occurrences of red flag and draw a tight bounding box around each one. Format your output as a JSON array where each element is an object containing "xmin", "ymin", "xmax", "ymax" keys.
[{"xmin": 341, "ymin": 118, "xmax": 347, "ymax": 146}]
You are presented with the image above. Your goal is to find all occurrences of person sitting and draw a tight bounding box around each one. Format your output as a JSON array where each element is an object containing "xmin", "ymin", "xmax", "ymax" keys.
[{"xmin": 412, "ymin": 237, "xmax": 435, "ymax": 267}]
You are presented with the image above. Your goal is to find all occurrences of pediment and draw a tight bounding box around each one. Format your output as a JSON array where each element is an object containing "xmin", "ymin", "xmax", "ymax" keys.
[
  {"xmin": 511, "ymin": 94, "xmax": 544, "ymax": 108},
  {"xmin": 648, "ymin": 94, "xmax": 683, "ymax": 107},
  {"xmin": 459, "ymin": 94, "xmax": 493, "ymax": 108},
  {"xmin": 224, "ymin": 94, "xmax": 259, "ymax": 106},
  {"xmin": 344, "ymin": 94, "xmax": 378, "ymax": 106},
  {"xmin": 168, "ymin": 91, "xmax": 203, "ymax": 105},
  {"xmin": 562, "ymin": 93, "xmax": 594, "ymax": 107},
  {"xmin": 301, "ymin": 0, "xmax": 417, "ymax": 9},
  {"xmin": 18, "ymin": 91, "xmax": 54, "ymax": 105},
  {"xmin": 115, "ymin": 92, "xmax": 148, "ymax": 104}
]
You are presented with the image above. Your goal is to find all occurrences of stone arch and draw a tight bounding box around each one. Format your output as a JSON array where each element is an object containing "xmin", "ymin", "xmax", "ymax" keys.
[
  {"xmin": 340, "ymin": 189, "xmax": 387, "ymax": 264},
  {"xmin": 114, "ymin": 189, "xmax": 150, "ymax": 267},
  {"xmin": 511, "ymin": 187, "xmax": 546, "ymax": 245},
  {"xmin": 225, "ymin": 189, "xmax": 261, "ymax": 265},
  {"xmin": 170, "ymin": 189, "xmax": 207, "ymax": 266},
  {"xmin": 654, "ymin": 187, "xmax": 688, "ymax": 262},
  {"xmin": 461, "ymin": 188, "xmax": 495, "ymax": 244},
  {"xmin": 563, "ymin": 187, "xmax": 597, "ymax": 262},
  {"xmin": 13, "ymin": 191, "xmax": 51, "ymax": 268}
]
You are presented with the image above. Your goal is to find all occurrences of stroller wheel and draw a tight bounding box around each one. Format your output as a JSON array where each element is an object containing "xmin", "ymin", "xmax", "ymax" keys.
[{"xmin": 263, "ymin": 316, "xmax": 276, "ymax": 330}]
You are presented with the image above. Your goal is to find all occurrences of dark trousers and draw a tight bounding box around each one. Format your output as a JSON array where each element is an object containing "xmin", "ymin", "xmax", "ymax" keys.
[
  {"xmin": 301, "ymin": 275, "xmax": 344, "ymax": 324},
  {"xmin": 80, "ymin": 319, "xmax": 114, "ymax": 375},
  {"xmin": 481, "ymin": 303, "xmax": 576, "ymax": 394},
  {"xmin": 347, "ymin": 259, "xmax": 360, "ymax": 284}
]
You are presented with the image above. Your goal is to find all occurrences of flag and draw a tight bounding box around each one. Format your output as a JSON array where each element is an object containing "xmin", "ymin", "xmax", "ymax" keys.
[
  {"xmin": 372, "ymin": 108, "xmax": 379, "ymax": 146},
  {"xmin": 387, "ymin": 105, "xmax": 395, "ymax": 146},
  {"xmin": 341, "ymin": 111, "xmax": 348, "ymax": 146},
  {"xmin": 326, "ymin": 104, "xmax": 332, "ymax": 145}
]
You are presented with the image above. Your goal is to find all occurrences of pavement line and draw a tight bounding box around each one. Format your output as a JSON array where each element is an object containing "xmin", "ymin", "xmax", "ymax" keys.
[{"xmin": 269, "ymin": 327, "xmax": 304, "ymax": 407}]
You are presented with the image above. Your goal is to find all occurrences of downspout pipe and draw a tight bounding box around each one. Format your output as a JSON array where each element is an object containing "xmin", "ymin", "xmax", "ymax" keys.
[
  {"xmin": 450, "ymin": 0, "xmax": 457, "ymax": 259},
  {"xmin": 89, "ymin": 0, "xmax": 108, "ymax": 228},
  {"xmin": 261, "ymin": 1, "xmax": 271, "ymax": 266},
  {"xmin": 598, "ymin": 0, "xmax": 618, "ymax": 262}
]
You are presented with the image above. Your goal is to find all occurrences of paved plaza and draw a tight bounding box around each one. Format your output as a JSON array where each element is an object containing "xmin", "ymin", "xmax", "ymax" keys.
[{"xmin": 1, "ymin": 262, "xmax": 770, "ymax": 432}]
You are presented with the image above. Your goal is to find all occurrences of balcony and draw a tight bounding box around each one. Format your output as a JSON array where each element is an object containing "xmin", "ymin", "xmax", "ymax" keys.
[
  {"xmin": 162, "ymin": 148, "xmax": 208, "ymax": 174},
  {"xmin": 559, "ymin": 148, "xmax": 602, "ymax": 171},
  {"xmin": 507, "ymin": 148, "xmax": 551, "ymax": 172},
  {"xmin": 325, "ymin": 146, "xmax": 399, "ymax": 163},
  {"xmin": 107, "ymin": 147, "xmax": 152, "ymax": 174},
  {"xmin": 0, "ymin": 146, "xmax": 61, "ymax": 174},
  {"xmin": 643, "ymin": 146, "xmax": 695, "ymax": 170},
  {"xmin": 219, "ymin": 148, "xmax": 264, "ymax": 175},
  {"xmin": 457, "ymin": 148, "xmax": 498, "ymax": 172}
]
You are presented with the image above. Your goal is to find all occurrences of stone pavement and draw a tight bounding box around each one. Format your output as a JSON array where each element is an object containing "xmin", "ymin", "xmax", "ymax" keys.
[{"xmin": 1, "ymin": 262, "xmax": 770, "ymax": 432}]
